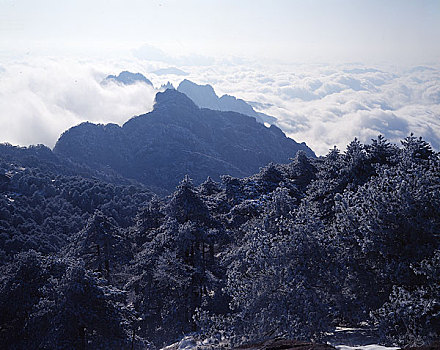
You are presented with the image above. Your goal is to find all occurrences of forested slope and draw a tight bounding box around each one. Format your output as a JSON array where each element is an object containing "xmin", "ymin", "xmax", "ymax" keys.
[{"xmin": 0, "ymin": 135, "xmax": 439, "ymax": 349}]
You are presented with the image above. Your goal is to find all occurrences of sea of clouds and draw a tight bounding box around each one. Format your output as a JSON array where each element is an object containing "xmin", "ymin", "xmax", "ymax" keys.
[
  {"xmin": 1, "ymin": 53, "xmax": 439, "ymax": 155},
  {"xmin": 183, "ymin": 62, "xmax": 440, "ymax": 155},
  {"xmin": 0, "ymin": 57, "xmax": 156, "ymax": 148}
]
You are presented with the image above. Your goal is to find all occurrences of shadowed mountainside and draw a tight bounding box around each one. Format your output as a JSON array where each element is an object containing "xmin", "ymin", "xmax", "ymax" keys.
[{"xmin": 54, "ymin": 89, "xmax": 314, "ymax": 192}]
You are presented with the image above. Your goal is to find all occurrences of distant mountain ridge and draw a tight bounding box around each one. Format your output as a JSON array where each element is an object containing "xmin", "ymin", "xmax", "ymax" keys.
[
  {"xmin": 54, "ymin": 89, "xmax": 314, "ymax": 192},
  {"xmin": 103, "ymin": 71, "xmax": 153, "ymax": 86},
  {"xmin": 177, "ymin": 79, "xmax": 277, "ymax": 125},
  {"xmin": 100, "ymin": 72, "xmax": 276, "ymax": 125},
  {"xmin": 152, "ymin": 67, "xmax": 189, "ymax": 76}
]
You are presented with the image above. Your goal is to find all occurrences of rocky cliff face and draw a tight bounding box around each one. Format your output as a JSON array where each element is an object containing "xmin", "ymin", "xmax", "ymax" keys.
[{"xmin": 54, "ymin": 89, "xmax": 315, "ymax": 192}]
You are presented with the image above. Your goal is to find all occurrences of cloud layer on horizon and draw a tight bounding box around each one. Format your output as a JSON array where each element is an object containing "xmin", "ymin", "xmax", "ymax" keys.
[
  {"xmin": 179, "ymin": 63, "xmax": 440, "ymax": 155},
  {"xmin": 0, "ymin": 58, "xmax": 156, "ymax": 148},
  {"xmin": 1, "ymin": 56, "xmax": 439, "ymax": 156}
]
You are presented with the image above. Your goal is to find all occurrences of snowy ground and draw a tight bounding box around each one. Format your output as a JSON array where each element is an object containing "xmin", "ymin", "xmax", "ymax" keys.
[
  {"xmin": 161, "ymin": 326, "xmax": 402, "ymax": 350},
  {"xmin": 161, "ymin": 333, "xmax": 401, "ymax": 350},
  {"xmin": 335, "ymin": 346, "xmax": 399, "ymax": 350},
  {"xmin": 329, "ymin": 327, "xmax": 399, "ymax": 350}
]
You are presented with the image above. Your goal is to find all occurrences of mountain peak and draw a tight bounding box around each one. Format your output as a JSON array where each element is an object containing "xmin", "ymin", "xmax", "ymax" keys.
[
  {"xmin": 152, "ymin": 67, "xmax": 189, "ymax": 76},
  {"xmin": 103, "ymin": 71, "xmax": 153, "ymax": 86},
  {"xmin": 177, "ymin": 79, "xmax": 219, "ymax": 107},
  {"xmin": 179, "ymin": 79, "xmax": 216, "ymax": 93},
  {"xmin": 160, "ymin": 81, "xmax": 175, "ymax": 90},
  {"xmin": 55, "ymin": 87, "xmax": 315, "ymax": 192},
  {"xmin": 177, "ymin": 79, "xmax": 276, "ymax": 124},
  {"xmin": 153, "ymin": 88, "xmax": 198, "ymax": 111}
]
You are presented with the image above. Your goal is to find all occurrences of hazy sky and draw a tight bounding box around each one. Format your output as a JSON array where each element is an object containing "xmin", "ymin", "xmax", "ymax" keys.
[{"xmin": 1, "ymin": 0, "xmax": 439, "ymax": 63}]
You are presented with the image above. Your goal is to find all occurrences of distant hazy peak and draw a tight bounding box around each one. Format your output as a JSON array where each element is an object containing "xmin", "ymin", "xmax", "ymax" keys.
[
  {"xmin": 177, "ymin": 79, "xmax": 276, "ymax": 125},
  {"xmin": 177, "ymin": 79, "xmax": 219, "ymax": 106},
  {"xmin": 179, "ymin": 79, "xmax": 214, "ymax": 92},
  {"xmin": 160, "ymin": 81, "xmax": 175, "ymax": 91},
  {"xmin": 152, "ymin": 67, "xmax": 189, "ymax": 76},
  {"xmin": 103, "ymin": 71, "xmax": 153, "ymax": 86}
]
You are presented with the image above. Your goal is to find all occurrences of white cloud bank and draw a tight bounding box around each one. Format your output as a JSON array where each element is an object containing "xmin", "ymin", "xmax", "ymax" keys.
[
  {"xmin": 1, "ymin": 56, "xmax": 439, "ymax": 156},
  {"xmin": 178, "ymin": 62, "xmax": 440, "ymax": 155},
  {"xmin": 0, "ymin": 57, "xmax": 156, "ymax": 148}
]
